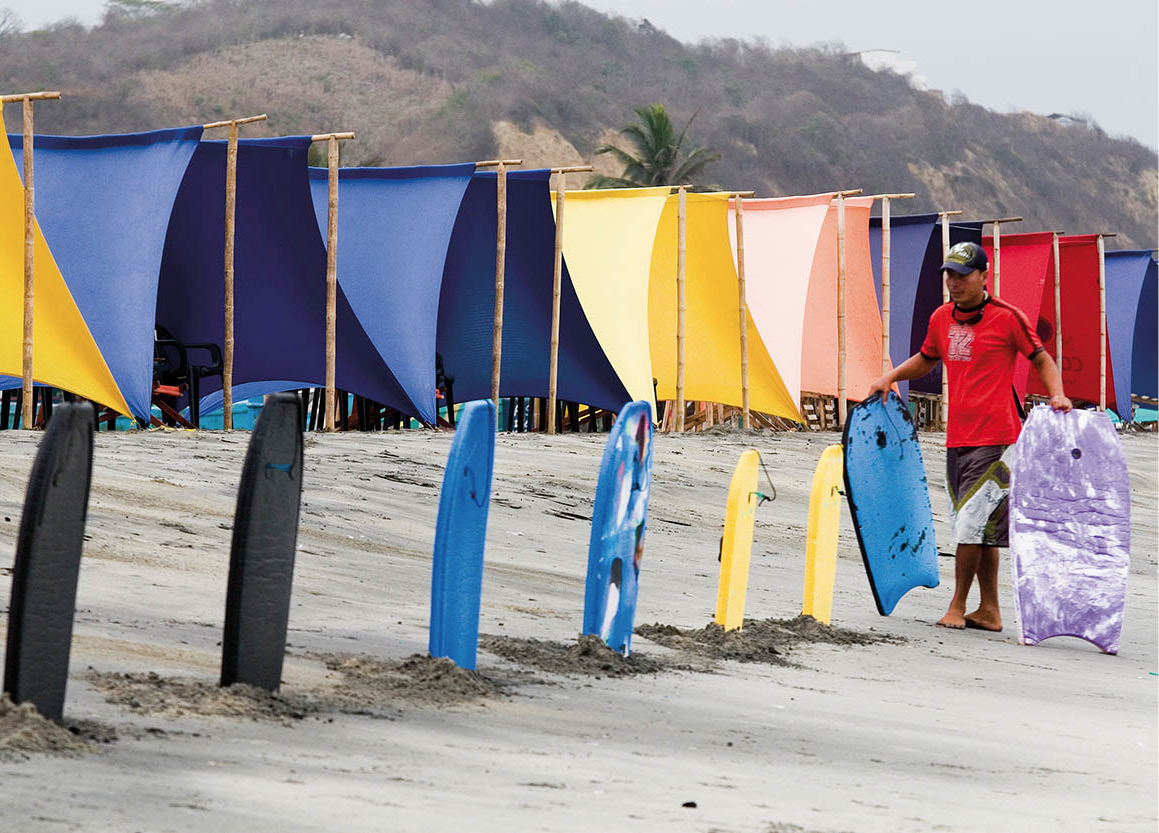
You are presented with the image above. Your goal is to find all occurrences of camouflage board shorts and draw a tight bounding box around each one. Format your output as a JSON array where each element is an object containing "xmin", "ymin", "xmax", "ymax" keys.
[{"xmin": 946, "ymin": 444, "xmax": 1015, "ymax": 547}]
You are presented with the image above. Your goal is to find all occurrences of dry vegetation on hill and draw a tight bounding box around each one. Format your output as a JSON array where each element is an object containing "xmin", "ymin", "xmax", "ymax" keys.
[{"xmin": 1, "ymin": 0, "xmax": 1155, "ymax": 245}]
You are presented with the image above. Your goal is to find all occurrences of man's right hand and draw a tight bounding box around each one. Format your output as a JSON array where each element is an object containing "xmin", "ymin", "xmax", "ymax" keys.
[{"xmin": 866, "ymin": 375, "xmax": 892, "ymax": 403}]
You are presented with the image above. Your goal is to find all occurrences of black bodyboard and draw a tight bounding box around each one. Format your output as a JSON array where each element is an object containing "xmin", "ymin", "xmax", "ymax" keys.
[
  {"xmin": 3, "ymin": 403, "xmax": 95, "ymax": 722},
  {"xmin": 220, "ymin": 393, "xmax": 304, "ymax": 690}
]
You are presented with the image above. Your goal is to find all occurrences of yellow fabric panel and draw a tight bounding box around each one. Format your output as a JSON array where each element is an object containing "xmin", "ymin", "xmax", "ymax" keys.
[
  {"xmin": 715, "ymin": 449, "xmax": 760, "ymax": 631},
  {"xmin": 803, "ymin": 444, "xmax": 843, "ymax": 625},
  {"xmin": 648, "ymin": 193, "xmax": 799, "ymax": 421},
  {"xmin": 558, "ymin": 187, "xmax": 670, "ymax": 418},
  {"xmin": 0, "ymin": 130, "xmax": 130, "ymax": 416}
]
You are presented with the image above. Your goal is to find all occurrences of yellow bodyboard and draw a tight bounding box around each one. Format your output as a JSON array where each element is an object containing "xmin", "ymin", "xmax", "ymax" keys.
[
  {"xmin": 715, "ymin": 449, "xmax": 760, "ymax": 631},
  {"xmin": 803, "ymin": 444, "xmax": 843, "ymax": 625}
]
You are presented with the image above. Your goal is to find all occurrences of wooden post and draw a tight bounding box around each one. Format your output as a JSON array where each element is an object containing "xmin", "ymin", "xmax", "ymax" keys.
[
  {"xmin": 979, "ymin": 217, "xmax": 1021, "ymax": 299},
  {"xmin": 325, "ymin": 135, "xmax": 339, "ymax": 430},
  {"xmin": 676, "ymin": 186, "xmax": 687, "ymax": 432},
  {"xmin": 475, "ymin": 159, "xmax": 522, "ymax": 409},
  {"xmin": 836, "ymin": 191, "xmax": 847, "ymax": 428},
  {"xmin": 937, "ymin": 210, "xmax": 962, "ymax": 430},
  {"xmin": 868, "ymin": 194, "xmax": 913, "ymax": 376},
  {"xmin": 548, "ymin": 170, "xmax": 565, "ymax": 434},
  {"xmin": 1098, "ymin": 233, "xmax": 1107, "ymax": 411},
  {"xmin": 2, "ymin": 91, "xmax": 61, "ymax": 429},
  {"xmin": 735, "ymin": 196, "xmax": 750, "ymax": 429},
  {"xmin": 493, "ymin": 160, "xmax": 507, "ymax": 407},
  {"xmin": 20, "ymin": 96, "xmax": 34, "ymax": 430},
  {"xmin": 203, "ymin": 114, "xmax": 267, "ymax": 430},
  {"xmin": 1053, "ymin": 231, "xmax": 1063, "ymax": 364},
  {"xmin": 546, "ymin": 165, "xmax": 591, "ymax": 435},
  {"xmin": 308, "ymin": 132, "xmax": 355, "ymax": 431},
  {"xmin": 992, "ymin": 221, "xmax": 1001, "ymax": 298}
]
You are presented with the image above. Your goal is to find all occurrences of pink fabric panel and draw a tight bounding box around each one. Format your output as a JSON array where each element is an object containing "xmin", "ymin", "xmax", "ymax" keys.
[{"xmin": 728, "ymin": 194, "xmax": 832, "ymax": 403}]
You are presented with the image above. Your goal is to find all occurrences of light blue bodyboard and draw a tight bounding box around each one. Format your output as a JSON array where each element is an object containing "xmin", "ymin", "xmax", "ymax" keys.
[
  {"xmin": 429, "ymin": 400, "xmax": 495, "ymax": 670},
  {"xmin": 843, "ymin": 393, "xmax": 939, "ymax": 615},
  {"xmin": 582, "ymin": 401, "xmax": 653, "ymax": 654}
]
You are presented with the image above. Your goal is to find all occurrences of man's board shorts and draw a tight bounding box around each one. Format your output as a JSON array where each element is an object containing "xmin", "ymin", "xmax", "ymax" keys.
[{"xmin": 946, "ymin": 445, "xmax": 1015, "ymax": 547}]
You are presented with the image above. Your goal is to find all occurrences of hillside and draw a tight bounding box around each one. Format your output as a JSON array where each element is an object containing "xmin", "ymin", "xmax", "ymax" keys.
[{"xmin": 1, "ymin": 0, "xmax": 1155, "ymax": 246}]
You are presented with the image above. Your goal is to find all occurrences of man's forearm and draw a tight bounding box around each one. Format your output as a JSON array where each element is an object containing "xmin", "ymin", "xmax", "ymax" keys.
[
  {"xmin": 1032, "ymin": 352, "xmax": 1065, "ymax": 397},
  {"xmin": 888, "ymin": 353, "xmax": 939, "ymax": 384}
]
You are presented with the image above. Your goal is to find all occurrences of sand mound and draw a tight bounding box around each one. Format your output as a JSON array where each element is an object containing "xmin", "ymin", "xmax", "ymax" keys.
[
  {"xmin": 479, "ymin": 633, "xmax": 664, "ymax": 677},
  {"xmin": 81, "ymin": 671, "xmax": 312, "ymax": 725},
  {"xmin": 310, "ymin": 653, "xmax": 504, "ymax": 711},
  {"xmin": 0, "ymin": 694, "xmax": 100, "ymax": 761},
  {"xmin": 634, "ymin": 615, "xmax": 899, "ymax": 665}
]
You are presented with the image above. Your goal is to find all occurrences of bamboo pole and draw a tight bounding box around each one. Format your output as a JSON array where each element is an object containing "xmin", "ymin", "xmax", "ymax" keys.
[
  {"xmin": 734, "ymin": 196, "xmax": 750, "ymax": 429},
  {"xmin": 676, "ymin": 186, "xmax": 687, "ymax": 432},
  {"xmin": 222, "ymin": 120, "xmax": 238, "ymax": 429},
  {"xmin": 4, "ymin": 92, "xmax": 61, "ymax": 429},
  {"xmin": 547, "ymin": 170, "xmax": 566, "ymax": 434},
  {"xmin": 545, "ymin": 164, "xmax": 592, "ymax": 435},
  {"xmin": 203, "ymin": 115, "xmax": 266, "ymax": 430},
  {"xmin": 837, "ymin": 192, "xmax": 847, "ymax": 428},
  {"xmin": 325, "ymin": 135, "xmax": 339, "ymax": 430},
  {"xmin": 937, "ymin": 210, "xmax": 962, "ymax": 430},
  {"xmin": 308, "ymin": 131, "xmax": 355, "ymax": 431},
  {"xmin": 980, "ymin": 217, "xmax": 1021, "ymax": 298},
  {"xmin": 20, "ymin": 97, "xmax": 34, "ymax": 429},
  {"xmin": 492, "ymin": 161, "xmax": 508, "ymax": 407},
  {"xmin": 1053, "ymin": 231, "xmax": 1063, "ymax": 364},
  {"xmin": 1098, "ymin": 234, "xmax": 1107, "ymax": 411},
  {"xmin": 869, "ymin": 196, "xmax": 914, "ymax": 375},
  {"xmin": 475, "ymin": 160, "xmax": 522, "ymax": 408}
]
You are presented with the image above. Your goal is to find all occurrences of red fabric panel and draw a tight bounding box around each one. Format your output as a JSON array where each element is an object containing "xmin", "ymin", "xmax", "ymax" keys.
[
  {"xmin": 1026, "ymin": 235, "xmax": 1118, "ymax": 408},
  {"xmin": 984, "ymin": 232, "xmax": 1054, "ymax": 398}
]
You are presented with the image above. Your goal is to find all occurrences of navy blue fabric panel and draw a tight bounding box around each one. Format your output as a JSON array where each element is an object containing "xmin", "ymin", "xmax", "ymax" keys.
[
  {"xmin": 157, "ymin": 139, "xmax": 413, "ymax": 418},
  {"xmin": 1105, "ymin": 251, "xmax": 1158, "ymax": 409},
  {"xmin": 868, "ymin": 214, "xmax": 939, "ymax": 402},
  {"xmin": 9, "ymin": 128, "xmax": 203, "ymax": 420},
  {"xmin": 307, "ymin": 164, "xmax": 474, "ymax": 423},
  {"xmin": 436, "ymin": 170, "xmax": 629, "ymax": 410},
  {"xmin": 1133, "ymin": 258, "xmax": 1157, "ymax": 400},
  {"xmin": 910, "ymin": 221, "xmax": 985, "ymax": 395}
]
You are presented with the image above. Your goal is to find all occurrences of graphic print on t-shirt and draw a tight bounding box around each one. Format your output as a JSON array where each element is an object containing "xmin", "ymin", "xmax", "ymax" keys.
[{"xmin": 947, "ymin": 323, "xmax": 975, "ymax": 362}]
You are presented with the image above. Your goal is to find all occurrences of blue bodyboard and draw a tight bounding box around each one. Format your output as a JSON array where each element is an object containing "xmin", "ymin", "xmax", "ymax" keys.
[
  {"xmin": 843, "ymin": 393, "xmax": 939, "ymax": 615},
  {"xmin": 582, "ymin": 401, "xmax": 654, "ymax": 655},
  {"xmin": 429, "ymin": 400, "xmax": 495, "ymax": 670}
]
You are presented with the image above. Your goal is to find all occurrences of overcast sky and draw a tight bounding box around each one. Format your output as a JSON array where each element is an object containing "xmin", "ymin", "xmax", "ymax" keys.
[{"xmin": 4, "ymin": 0, "xmax": 1157, "ymax": 147}]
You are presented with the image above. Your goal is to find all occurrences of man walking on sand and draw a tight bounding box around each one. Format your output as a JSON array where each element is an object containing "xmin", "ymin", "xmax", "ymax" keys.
[{"xmin": 867, "ymin": 241, "xmax": 1071, "ymax": 631}]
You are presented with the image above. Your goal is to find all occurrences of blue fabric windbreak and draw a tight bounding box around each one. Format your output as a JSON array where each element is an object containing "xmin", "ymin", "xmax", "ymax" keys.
[
  {"xmin": 910, "ymin": 221, "xmax": 984, "ymax": 395},
  {"xmin": 1105, "ymin": 251, "xmax": 1158, "ymax": 412},
  {"xmin": 868, "ymin": 213, "xmax": 939, "ymax": 401},
  {"xmin": 307, "ymin": 164, "xmax": 475, "ymax": 422},
  {"xmin": 157, "ymin": 138, "xmax": 413, "ymax": 418},
  {"xmin": 436, "ymin": 170, "xmax": 629, "ymax": 410},
  {"xmin": 8, "ymin": 128, "xmax": 202, "ymax": 420}
]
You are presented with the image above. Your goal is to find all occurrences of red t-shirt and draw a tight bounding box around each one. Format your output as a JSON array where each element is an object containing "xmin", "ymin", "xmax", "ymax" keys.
[{"xmin": 920, "ymin": 296, "xmax": 1043, "ymax": 448}]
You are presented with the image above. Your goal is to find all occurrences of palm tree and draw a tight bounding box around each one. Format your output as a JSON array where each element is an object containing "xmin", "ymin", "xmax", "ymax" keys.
[{"xmin": 585, "ymin": 103, "xmax": 721, "ymax": 189}]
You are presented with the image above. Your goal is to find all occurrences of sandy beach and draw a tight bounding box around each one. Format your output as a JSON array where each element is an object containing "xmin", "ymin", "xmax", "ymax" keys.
[{"xmin": 0, "ymin": 425, "xmax": 1155, "ymax": 833}]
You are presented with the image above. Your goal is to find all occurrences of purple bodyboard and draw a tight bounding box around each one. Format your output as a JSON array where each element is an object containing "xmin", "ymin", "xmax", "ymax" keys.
[{"xmin": 1010, "ymin": 407, "xmax": 1130, "ymax": 654}]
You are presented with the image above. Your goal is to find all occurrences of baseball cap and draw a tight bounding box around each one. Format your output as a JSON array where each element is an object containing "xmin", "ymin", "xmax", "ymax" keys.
[{"xmin": 941, "ymin": 241, "xmax": 989, "ymax": 275}]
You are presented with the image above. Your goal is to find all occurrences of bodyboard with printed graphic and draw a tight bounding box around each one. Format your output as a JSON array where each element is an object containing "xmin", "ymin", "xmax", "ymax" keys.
[
  {"xmin": 3, "ymin": 403, "xmax": 94, "ymax": 722},
  {"xmin": 1010, "ymin": 407, "xmax": 1130, "ymax": 654},
  {"xmin": 803, "ymin": 444, "xmax": 843, "ymax": 625},
  {"xmin": 843, "ymin": 393, "xmax": 939, "ymax": 615},
  {"xmin": 715, "ymin": 450, "xmax": 760, "ymax": 631},
  {"xmin": 582, "ymin": 400, "xmax": 653, "ymax": 654},
  {"xmin": 429, "ymin": 400, "xmax": 495, "ymax": 670},
  {"xmin": 221, "ymin": 393, "xmax": 304, "ymax": 691}
]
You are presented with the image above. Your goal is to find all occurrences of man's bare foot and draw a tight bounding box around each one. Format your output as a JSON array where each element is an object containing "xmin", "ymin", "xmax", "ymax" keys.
[
  {"xmin": 936, "ymin": 607, "xmax": 966, "ymax": 629},
  {"xmin": 964, "ymin": 608, "xmax": 1003, "ymax": 632}
]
